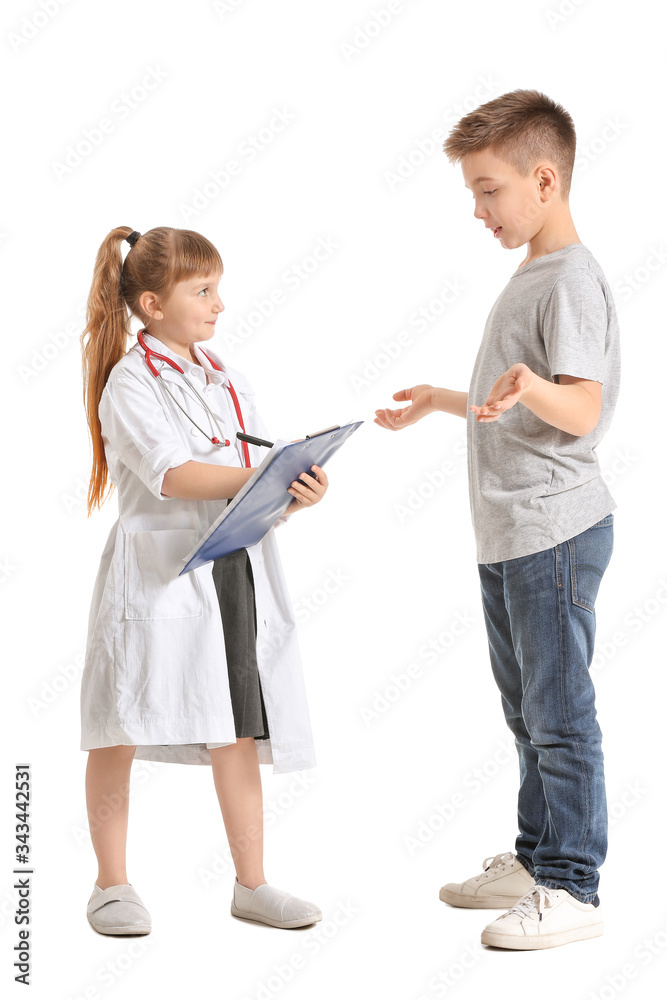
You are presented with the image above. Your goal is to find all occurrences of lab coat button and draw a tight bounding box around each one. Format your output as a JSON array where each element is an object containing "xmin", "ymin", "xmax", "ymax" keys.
[{"xmin": 190, "ymin": 427, "xmax": 198, "ymax": 436}]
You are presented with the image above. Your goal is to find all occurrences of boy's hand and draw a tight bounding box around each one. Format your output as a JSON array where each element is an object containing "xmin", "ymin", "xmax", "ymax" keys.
[
  {"xmin": 374, "ymin": 384, "xmax": 435, "ymax": 430},
  {"xmin": 285, "ymin": 465, "xmax": 328, "ymax": 514},
  {"xmin": 469, "ymin": 364, "xmax": 534, "ymax": 422}
]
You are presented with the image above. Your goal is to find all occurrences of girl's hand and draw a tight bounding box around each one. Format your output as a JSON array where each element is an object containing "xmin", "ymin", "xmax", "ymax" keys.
[
  {"xmin": 469, "ymin": 363, "xmax": 534, "ymax": 422},
  {"xmin": 285, "ymin": 465, "xmax": 328, "ymax": 514},
  {"xmin": 374, "ymin": 384, "xmax": 435, "ymax": 430}
]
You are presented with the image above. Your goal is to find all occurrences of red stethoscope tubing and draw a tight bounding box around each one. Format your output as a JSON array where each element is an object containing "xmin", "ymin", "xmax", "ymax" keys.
[{"xmin": 137, "ymin": 329, "xmax": 251, "ymax": 468}]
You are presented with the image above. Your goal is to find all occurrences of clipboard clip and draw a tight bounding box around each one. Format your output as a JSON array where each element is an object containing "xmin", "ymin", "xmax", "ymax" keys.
[{"xmin": 305, "ymin": 425, "xmax": 340, "ymax": 438}]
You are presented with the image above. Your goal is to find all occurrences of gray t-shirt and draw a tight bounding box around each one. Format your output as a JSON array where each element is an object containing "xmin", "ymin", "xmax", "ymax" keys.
[{"xmin": 467, "ymin": 243, "xmax": 621, "ymax": 564}]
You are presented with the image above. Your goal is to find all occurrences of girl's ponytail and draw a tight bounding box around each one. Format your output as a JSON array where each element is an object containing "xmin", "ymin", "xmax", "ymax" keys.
[
  {"xmin": 80, "ymin": 227, "xmax": 135, "ymax": 516},
  {"xmin": 80, "ymin": 225, "xmax": 223, "ymax": 517}
]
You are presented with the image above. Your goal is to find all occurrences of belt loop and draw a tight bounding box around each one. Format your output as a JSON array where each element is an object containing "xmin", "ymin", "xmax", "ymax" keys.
[{"xmin": 554, "ymin": 543, "xmax": 562, "ymax": 588}]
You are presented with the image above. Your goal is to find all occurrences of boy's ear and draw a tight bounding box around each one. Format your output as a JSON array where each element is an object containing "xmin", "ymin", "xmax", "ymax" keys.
[{"xmin": 535, "ymin": 164, "xmax": 558, "ymax": 199}]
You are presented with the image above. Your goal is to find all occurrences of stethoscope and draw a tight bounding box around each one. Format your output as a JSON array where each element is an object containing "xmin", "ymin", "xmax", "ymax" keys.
[{"xmin": 137, "ymin": 329, "xmax": 251, "ymax": 467}]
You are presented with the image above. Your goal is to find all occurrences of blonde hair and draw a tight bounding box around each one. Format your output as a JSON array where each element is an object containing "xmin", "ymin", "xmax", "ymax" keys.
[
  {"xmin": 80, "ymin": 226, "xmax": 222, "ymax": 516},
  {"xmin": 443, "ymin": 89, "xmax": 577, "ymax": 198}
]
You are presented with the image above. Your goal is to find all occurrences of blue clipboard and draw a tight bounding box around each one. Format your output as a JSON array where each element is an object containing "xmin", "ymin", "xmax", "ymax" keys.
[{"xmin": 180, "ymin": 420, "xmax": 363, "ymax": 574}]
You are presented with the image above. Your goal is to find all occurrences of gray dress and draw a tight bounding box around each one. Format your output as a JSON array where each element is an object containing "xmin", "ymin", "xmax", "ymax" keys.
[{"xmin": 211, "ymin": 547, "xmax": 270, "ymax": 740}]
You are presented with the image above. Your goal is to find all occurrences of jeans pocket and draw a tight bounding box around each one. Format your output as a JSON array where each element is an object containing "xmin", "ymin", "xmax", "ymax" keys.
[{"xmin": 566, "ymin": 516, "xmax": 614, "ymax": 613}]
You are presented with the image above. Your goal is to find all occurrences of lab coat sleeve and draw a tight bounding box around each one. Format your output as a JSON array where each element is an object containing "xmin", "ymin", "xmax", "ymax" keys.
[{"xmin": 99, "ymin": 375, "xmax": 193, "ymax": 501}]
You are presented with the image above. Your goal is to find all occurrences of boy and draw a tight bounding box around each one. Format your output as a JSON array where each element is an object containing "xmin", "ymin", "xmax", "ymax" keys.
[{"xmin": 375, "ymin": 89, "xmax": 620, "ymax": 950}]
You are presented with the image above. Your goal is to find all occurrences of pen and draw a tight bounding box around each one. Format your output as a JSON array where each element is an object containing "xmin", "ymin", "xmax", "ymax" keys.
[{"xmin": 237, "ymin": 431, "xmax": 274, "ymax": 448}]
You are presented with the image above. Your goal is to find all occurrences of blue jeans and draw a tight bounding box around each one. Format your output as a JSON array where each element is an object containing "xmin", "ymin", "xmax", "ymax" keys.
[{"xmin": 477, "ymin": 514, "xmax": 614, "ymax": 904}]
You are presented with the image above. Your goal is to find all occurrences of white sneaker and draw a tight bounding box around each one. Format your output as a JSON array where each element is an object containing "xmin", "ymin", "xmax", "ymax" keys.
[
  {"xmin": 480, "ymin": 885, "xmax": 604, "ymax": 950},
  {"xmin": 87, "ymin": 883, "xmax": 151, "ymax": 935},
  {"xmin": 230, "ymin": 876, "xmax": 322, "ymax": 928},
  {"xmin": 439, "ymin": 851, "xmax": 535, "ymax": 908}
]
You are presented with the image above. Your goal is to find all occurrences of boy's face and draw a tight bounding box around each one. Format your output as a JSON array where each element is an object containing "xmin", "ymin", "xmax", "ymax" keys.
[{"xmin": 460, "ymin": 149, "xmax": 553, "ymax": 250}]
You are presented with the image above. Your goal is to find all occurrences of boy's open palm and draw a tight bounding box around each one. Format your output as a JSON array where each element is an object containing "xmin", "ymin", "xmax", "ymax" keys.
[
  {"xmin": 469, "ymin": 363, "xmax": 534, "ymax": 422},
  {"xmin": 374, "ymin": 384, "xmax": 435, "ymax": 430}
]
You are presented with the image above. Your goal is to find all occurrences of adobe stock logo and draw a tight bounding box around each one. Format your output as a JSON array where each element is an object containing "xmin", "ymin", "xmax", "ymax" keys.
[
  {"xmin": 8, "ymin": 0, "xmax": 72, "ymax": 52},
  {"xmin": 338, "ymin": 0, "xmax": 421, "ymax": 64},
  {"xmin": 573, "ymin": 116, "xmax": 628, "ymax": 174},
  {"xmin": 591, "ymin": 578, "xmax": 667, "ymax": 676},
  {"xmin": 586, "ymin": 918, "xmax": 667, "ymax": 1000},
  {"xmin": 178, "ymin": 108, "xmax": 296, "ymax": 220},
  {"xmin": 51, "ymin": 68, "xmax": 169, "ymax": 180}
]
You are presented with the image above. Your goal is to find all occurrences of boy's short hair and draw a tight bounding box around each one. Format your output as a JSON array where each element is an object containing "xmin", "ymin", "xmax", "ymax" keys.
[{"xmin": 443, "ymin": 88, "xmax": 576, "ymax": 199}]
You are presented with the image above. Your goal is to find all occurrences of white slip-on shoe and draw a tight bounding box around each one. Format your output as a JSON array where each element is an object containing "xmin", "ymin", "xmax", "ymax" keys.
[
  {"xmin": 439, "ymin": 851, "xmax": 535, "ymax": 908},
  {"xmin": 87, "ymin": 883, "xmax": 152, "ymax": 935},
  {"xmin": 230, "ymin": 876, "xmax": 322, "ymax": 928},
  {"xmin": 480, "ymin": 885, "xmax": 604, "ymax": 950}
]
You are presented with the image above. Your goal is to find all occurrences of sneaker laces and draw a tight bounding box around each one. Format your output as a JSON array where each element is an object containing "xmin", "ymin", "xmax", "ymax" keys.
[
  {"xmin": 481, "ymin": 851, "xmax": 515, "ymax": 872},
  {"xmin": 505, "ymin": 885, "xmax": 557, "ymax": 921}
]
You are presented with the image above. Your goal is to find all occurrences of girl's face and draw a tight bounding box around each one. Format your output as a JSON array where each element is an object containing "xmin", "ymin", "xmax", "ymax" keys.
[{"xmin": 144, "ymin": 268, "xmax": 224, "ymax": 351}]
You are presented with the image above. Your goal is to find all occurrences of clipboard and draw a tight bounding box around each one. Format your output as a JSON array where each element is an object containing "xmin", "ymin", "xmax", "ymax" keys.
[{"xmin": 180, "ymin": 420, "xmax": 363, "ymax": 574}]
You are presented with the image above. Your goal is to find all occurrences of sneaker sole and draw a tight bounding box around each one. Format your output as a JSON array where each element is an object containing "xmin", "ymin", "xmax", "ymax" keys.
[
  {"xmin": 87, "ymin": 916, "xmax": 151, "ymax": 935},
  {"xmin": 481, "ymin": 921, "xmax": 604, "ymax": 950},
  {"xmin": 439, "ymin": 887, "xmax": 528, "ymax": 908},
  {"xmin": 230, "ymin": 904, "xmax": 322, "ymax": 928}
]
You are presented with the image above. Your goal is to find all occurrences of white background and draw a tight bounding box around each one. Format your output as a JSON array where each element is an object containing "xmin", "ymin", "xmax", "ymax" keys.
[{"xmin": 2, "ymin": 1, "xmax": 665, "ymax": 998}]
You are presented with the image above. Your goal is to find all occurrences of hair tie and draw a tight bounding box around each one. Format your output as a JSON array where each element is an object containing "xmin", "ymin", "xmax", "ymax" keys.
[{"xmin": 126, "ymin": 231, "xmax": 141, "ymax": 247}]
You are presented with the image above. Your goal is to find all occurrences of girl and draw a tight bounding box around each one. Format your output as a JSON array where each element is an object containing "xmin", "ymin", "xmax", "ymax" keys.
[{"xmin": 80, "ymin": 226, "xmax": 328, "ymax": 936}]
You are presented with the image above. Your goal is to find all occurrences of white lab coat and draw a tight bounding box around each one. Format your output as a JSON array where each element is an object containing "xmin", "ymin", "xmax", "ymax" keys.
[{"xmin": 79, "ymin": 331, "xmax": 316, "ymax": 773}]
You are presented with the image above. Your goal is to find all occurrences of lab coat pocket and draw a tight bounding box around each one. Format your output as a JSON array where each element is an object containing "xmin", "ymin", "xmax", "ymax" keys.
[
  {"xmin": 124, "ymin": 528, "xmax": 203, "ymax": 620},
  {"xmin": 236, "ymin": 389, "xmax": 257, "ymax": 420}
]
